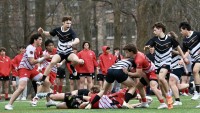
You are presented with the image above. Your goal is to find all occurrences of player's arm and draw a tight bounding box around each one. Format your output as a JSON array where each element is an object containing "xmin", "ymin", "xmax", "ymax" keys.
[
  {"xmin": 38, "ymin": 27, "xmax": 51, "ymax": 37},
  {"xmin": 72, "ymin": 38, "xmax": 80, "ymax": 46},
  {"xmin": 28, "ymin": 54, "xmax": 50, "ymax": 65},
  {"xmin": 176, "ymin": 45, "xmax": 190, "ymax": 64},
  {"xmin": 127, "ymin": 68, "xmax": 144, "ymax": 78}
]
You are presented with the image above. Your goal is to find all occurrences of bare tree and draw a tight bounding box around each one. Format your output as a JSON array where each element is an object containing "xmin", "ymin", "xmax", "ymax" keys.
[{"xmin": 2, "ymin": 0, "xmax": 10, "ymax": 55}]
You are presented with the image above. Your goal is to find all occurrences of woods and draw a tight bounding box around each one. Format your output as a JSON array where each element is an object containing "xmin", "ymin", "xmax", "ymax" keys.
[{"xmin": 0, "ymin": 0, "xmax": 200, "ymax": 57}]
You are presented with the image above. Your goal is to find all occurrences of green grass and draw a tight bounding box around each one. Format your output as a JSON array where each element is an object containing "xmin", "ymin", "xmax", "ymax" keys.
[{"xmin": 0, "ymin": 96, "xmax": 200, "ymax": 113}]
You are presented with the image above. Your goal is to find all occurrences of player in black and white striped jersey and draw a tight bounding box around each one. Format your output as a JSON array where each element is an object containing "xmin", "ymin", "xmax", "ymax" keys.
[
  {"xmin": 85, "ymin": 44, "xmax": 139, "ymax": 109},
  {"xmin": 37, "ymin": 16, "xmax": 84, "ymax": 85},
  {"xmin": 144, "ymin": 22, "xmax": 187, "ymax": 109},
  {"xmin": 179, "ymin": 22, "xmax": 200, "ymax": 103}
]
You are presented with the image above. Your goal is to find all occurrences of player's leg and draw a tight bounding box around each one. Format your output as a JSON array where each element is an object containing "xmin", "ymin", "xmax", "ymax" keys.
[
  {"xmin": 39, "ymin": 54, "xmax": 61, "ymax": 84},
  {"xmin": 192, "ymin": 63, "xmax": 200, "ymax": 100},
  {"xmin": 5, "ymin": 78, "xmax": 28, "ymax": 110}
]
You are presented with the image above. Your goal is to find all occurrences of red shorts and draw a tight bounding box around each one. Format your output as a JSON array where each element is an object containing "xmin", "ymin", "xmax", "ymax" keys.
[
  {"xmin": 146, "ymin": 70, "xmax": 157, "ymax": 80},
  {"xmin": 19, "ymin": 68, "xmax": 40, "ymax": 79},
  {"xmin": 12, "ymin": 69, "xmax": 19, "ymax": 77},
  {"xmin": 42, "ymin": 68, "xmax": 56, "ymax": 85}
]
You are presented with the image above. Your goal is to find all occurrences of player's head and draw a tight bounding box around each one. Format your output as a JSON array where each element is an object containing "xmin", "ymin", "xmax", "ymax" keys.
[
  {"xmin": 179, "ymin": 22, "xmax": 191, "ymax": 31},
  {"xmin": 179, "ymin": 22, "xmax": 192, "ymax": 37},
  {"xmin": 29, "ymin": 33, "xmax": 42, "ymax": 46},
  {"xmin": 45, "ymin": 39, "xmax": 54, "ymax": 52},
  {"xmin": 0, "ymin": 47, "xmax": 6, "ymax": 56},
  {"xmin": 152, "ymin": 22, "xmax": 166, "ymax": 36},
  {"xmin": 82, "ymin": 41, "xmax": 91, "ymax": 50},
  {"xmin": 62, "ymin": 16, "xmax": 72, "ymax": 29},
  {"xmin": 89, "ymin": 85, "xmax": 100, "ymax": 94},
  {"xmin": 123, "ymin": 43, "xmax": 137, "ymax": 58},
  {"xmin": 19, "ymin": 45, "xmax": 26, "ymax": 53},
  {"xmin": 114, "ymin": 47, "xmax": 120, "ymax": 55}
]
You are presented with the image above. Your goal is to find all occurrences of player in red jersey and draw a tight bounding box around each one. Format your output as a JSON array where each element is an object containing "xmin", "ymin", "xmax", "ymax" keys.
[
  {"xmin": 5, "ymin": 34, "xmax": 50, "ymax": 110},
  {"xmin": 31, "ymin": 39, "xmax": 58, "ymax": 106},
  {"xmin": 77, "ymin": 41, "xmax": 98, "ymax": 89},
  {"xmin": 11, "ymin": 46, "xmax": 27, "ymax": 100},
  {"xmin": 123, "ymin": 44, "xmax": 167, "ymax": 109},
  {"xmin": 0, "ymin": 47, "xmax": 12, "ymax": 100}
]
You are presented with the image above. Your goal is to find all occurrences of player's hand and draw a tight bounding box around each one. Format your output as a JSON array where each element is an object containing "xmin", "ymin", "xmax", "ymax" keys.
[
  {"xmin": 38, "ymin": 27, "xmax": 44, "ymax": 34},
  {"xmin": 122, "ymin": 68, "xmax": 129, "ymax": 75},
  {"xmin": 85, "ymin": 103, "xmax": 92, "ymax": 109},
  {"xmin": 79, "ymin": 59, "xmax": 84, "ymax": 65},
  {"xmin": 43, "ymin": 54, "xmax": 51, "ymax": 59},
  {"xmin": 66, "ymin": 42, "xmax": 73, "ymax": 48},
  {"xmin": 56, "ymin": 63, "xmax": 62, "ymax": 67}
]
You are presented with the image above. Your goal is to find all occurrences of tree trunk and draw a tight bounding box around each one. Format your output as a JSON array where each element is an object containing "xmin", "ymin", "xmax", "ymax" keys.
[
  {"xmin": 2, "ymin": 0, "xmax": 10, "ymax": 55},
  {"xmin": 113, "ymin": 0, "xmax": 122, "ymax": 49},
  {"xmin": 79, "ymin": 0, "xmax": 92, "ymax": 42}
]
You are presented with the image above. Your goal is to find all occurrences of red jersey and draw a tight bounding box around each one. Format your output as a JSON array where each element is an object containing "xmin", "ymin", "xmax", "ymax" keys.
[
  {"xmin": 134, "ymin": 52, "xmax": 155, "ymax": 73},
  {"xmin": 0, "ymin": 55, "xmax": 12, "ymax": 76},
  {"xmin": 41, "ymin": 48, "xmax": 57, "ymax": 73},
  {"xmin": 19, "ymin": 45, "xmax": 39, "ymax": 70},
  {"xmin": 35, "ymin": 46, "xmax": 43, "ymax": 59},
  {"xmin": 77, "ymin": 49, "xmax": 98, "ymax": 73},
  {"xmin": 99, "ymin": 46, "xmax": 115, "ymax": 75},
  {"xmin": 11, "ymin": 53, "xmax": 24, "ymax": 76},
  {"xmin": 90, "ymin": 88, "xmax": 127, "ymax": 109}
]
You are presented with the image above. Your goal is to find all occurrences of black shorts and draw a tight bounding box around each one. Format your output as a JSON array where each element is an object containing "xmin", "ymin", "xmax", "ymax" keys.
[
  {"xmin": 56, "ymin": 67, "xmax": 66, "ymax": 79},
  {"xmin": 97, "ymin": 74, "xmax": 106, "ymax": 81},
  {"xmin": 77, "ymin": 89, "xmax": 89, "ymax": 96},
  {"xmin": 156, "ymin": 65, "xmax": 170, "ymax": 79},
  {"xmin": 140, "ymin": 77, "xmax": 157, "ymax": 86},
  {"xmin": 171, "ymin": 67, "xmax": 184, "ymax": 79},
  {"xmin": 58, "ymin": 52, "xmax": 73, "ymax": 62},
  {"xmin": 0, "ymin": 76, "xmax": 10, "ymax": 81},
  {"xmin": 11, "ymin": 76, "xmax": 16, "ymax": 81},
  {"xmin": 106, "ymin": 69, "xmax": 128, "ymax": 83},
  {"xmin": 79, "ymin": 73, "xmax": 94, "ymax": 78},
  {"xmin": 191, "ymin": 61, "xmax": 200, "ymax": 73},
  {"xmin": 92, "ymin": 74, "xmax": 95, "ymax": 80},
  {"xmin": 69, "ymin": 74, "xmax": 80, "ymax": 80},
  {"xmin": 183, "ymin": 72, "xmax": 192, "ymax": 76}
]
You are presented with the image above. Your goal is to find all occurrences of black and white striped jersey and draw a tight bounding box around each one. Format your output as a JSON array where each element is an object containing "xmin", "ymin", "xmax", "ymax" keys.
[
  {"xmin": 110, "ymin": 58, "xmax": 135, "ymax": 70},
  {"xmin": 50, "ymin": 27, "xmax": 77, "ymax": 55},
  {"xmin": 171, "ymin": 54, "xmax": 182, "ymax": 69},
  {"xmin": 146, "ymin": 35, "xmax": 179, "ymax": 69},
  {"xmin": 182, "ymin": 31, "xmax": 200, "ymax": 62}
]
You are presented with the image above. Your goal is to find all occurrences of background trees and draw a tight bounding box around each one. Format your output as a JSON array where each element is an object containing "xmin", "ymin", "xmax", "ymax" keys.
[{"xmin": 0, "ymin": 0, "xmax": 200, "ymax": 57}]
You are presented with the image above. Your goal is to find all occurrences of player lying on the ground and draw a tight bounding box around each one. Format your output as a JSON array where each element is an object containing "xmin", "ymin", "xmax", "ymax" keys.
[
  {"xmin": 38, "ymin": 87, "xmax": 153, "ymax": 109},
  {"xmin": 37, "ymin": 86, "xmax": 100, "ymax": 108},
  {"xmin": 79, "ymin": 88, "xmax": 153, "ymax": 109}
]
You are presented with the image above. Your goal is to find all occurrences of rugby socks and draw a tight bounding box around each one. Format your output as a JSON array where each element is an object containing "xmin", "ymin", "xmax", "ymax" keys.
[
  {"xmin": 91, "ymin": 95, "xmax": 101, "ymax": 105},
  {"xmin": 141, "ymin": 98, "xmax": 147, "ymax": 102},
  {"xmin": 70, "ymin": 65, "xmax": 76, "ymax": 73},
  {"xmin": 32, "ymin": 81, "xmax": 37, "ymax": 93},
  {"xmin": 175, "ymin": 98, "xmax": 180, "ymax": 102},
  {"xmin": 41, "ymin": 75, "xmax": 47, "ymax": 82},
  {"xmin": 53, "ymin": 85, "xmax": 57, "ymax": 94},
  {"xmin": 47, "ymin": 93, "xmax": 53, "ymax": 98},
  {"xmin": 58, "ymin": 85, "xmax": 63, "ymax": 93},
  {"xmin": 5, "ymin": 93, "xmax": 8, "ymax": 99},
  {"xmin": 159, "ymin": 99, "xmax": 165, "ymax": 103},
  {"xmin": 125, "ymin": 93, "xmax": 133, "ymax": 103},
  {"xmin": 195, "ymin": 84, "xmax": 200, "ymax": 93},
  {"xmin": 185, "ymin": 88, "xmax": 189, "ymax": 94}
]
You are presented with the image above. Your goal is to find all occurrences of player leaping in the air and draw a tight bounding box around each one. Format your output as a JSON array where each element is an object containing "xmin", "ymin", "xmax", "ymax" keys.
[{"xmin": 37, "ymin": 16, "xmax": 84, "ymax": 85}]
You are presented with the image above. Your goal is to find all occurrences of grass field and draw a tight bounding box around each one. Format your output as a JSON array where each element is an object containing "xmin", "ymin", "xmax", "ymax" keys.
[{"xmin": 0, "ymin": 96, "xmax": 200, "ymax": 113}]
